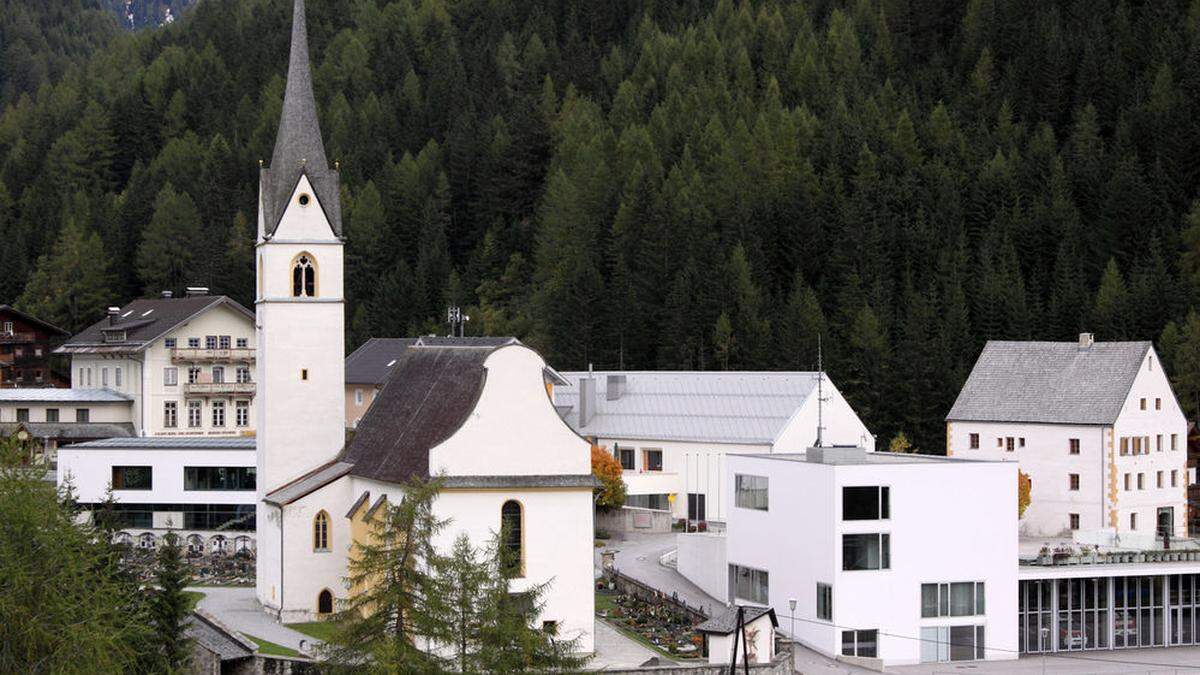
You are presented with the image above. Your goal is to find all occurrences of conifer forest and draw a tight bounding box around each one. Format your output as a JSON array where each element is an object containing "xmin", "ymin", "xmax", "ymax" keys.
[{"xmin": 5, "ymin": 0, "xmax": 1200, "ymax": 452}]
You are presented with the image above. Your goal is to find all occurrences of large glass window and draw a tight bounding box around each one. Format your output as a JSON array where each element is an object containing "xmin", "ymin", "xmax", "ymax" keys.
[
  {"xmin": 735, "ymin": 474, "xmax": 769, "ymax": 510},
  {"xmin": 729, "ymin": 564, "xmax": 769, "ymax": 604},
  {"xmin": 920, "ymin": 582, "xmax": 987, "ymax": 618},
  {"xmin": 184, "ymin": 467, "xmax": 256, "ymax": 491},
  {"xmin": 843, "ymin": 533, "xmax": 890, "ymax": 570},
  {"xmin": 617, "ymin": 447, "xmax": 635, "ymax": 470},
  {"xmin": 687, "ymin": 493, "xmax": 706, "ymax": 521},
  {"xmin": 841, "ymin": 629, "xmax": 877, "ymax": 658},
  {"xmin": 626, "ymin": 494, "xmax": 670, "ymax": 511},
  {"xmin": 81, "ymin": 502, "xmax": 255, "ymax": 530},
  {"xmin": 843, "ymin": 486, "xmax": 889, "ymax": 520},
  {"xmin": 817, "ymin": 583, "xmax": 832, "ymax": 621},
  {"xmin": 112, "ymin": 466, "xmax": 152, "ymax": 490},
  {"xmin": 644, "ymin": 449, "xmax": 663, "ymax": 471}
]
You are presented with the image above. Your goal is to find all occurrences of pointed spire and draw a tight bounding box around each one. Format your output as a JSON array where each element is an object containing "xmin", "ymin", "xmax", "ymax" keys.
[{"xmin": 261, "ymin": 0, "xmax": 342, "ymax": 237}]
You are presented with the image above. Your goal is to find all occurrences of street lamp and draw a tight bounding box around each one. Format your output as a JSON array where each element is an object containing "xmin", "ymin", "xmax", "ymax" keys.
[
  {"xmin": 787, "ymin": 598, "xmax": 797, "ymax": 643},
  {"xmin": 1040, "ymin": 626, "xmax": 1050, "ymax": 675}
]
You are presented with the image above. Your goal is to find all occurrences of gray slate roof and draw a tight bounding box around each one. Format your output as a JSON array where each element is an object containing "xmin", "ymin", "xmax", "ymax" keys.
[
  {"xmin": 555, "ymin": 371, "xmax": 822, "ymax": 444},
  {"xmin": 185, "ymin": 610, "xmax": 256, "ymax": 661},
  {"xmin": 58, "ymin": 295, "xmax": 252, "ymax": 355},
  {"xmin": 65, "ymin": 437, "xmax": 255, "ymax": 450},
  {"xmin": 0, "ymin": 422, "xmax": 135, "ymax": 440},
  {"xmin": 261, "ymin": 0, "xmax": 341, "ymax": 238},
  {"xmin": 695, "ymin": 606, "xmax": 777, "ymax": 634},
  {"xmin": 344, "ymin": 338, "xmax": 417, "ymax": 385},
  {"xmin": 946, "ymin": 340, "xmax": 1153, "ymax": 425},
  {"xmin": 0, "ymin": 388, "xmax": 131, "ymax": 403}
]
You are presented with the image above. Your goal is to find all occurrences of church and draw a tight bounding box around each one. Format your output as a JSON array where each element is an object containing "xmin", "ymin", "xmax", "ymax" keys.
[{"xmin": 253, "ymin": 0, "xmax": 596, "ymax": 652}]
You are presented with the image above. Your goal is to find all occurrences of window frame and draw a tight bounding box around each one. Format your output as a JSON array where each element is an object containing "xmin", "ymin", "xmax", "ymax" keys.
[
  {"xmin": 164, "ymin": 401, "xmax": 178, "ymax": 428},
  {"xmin": 920, "ymin": 581, "xmax": 986, "ymax": 618},
  {"xmin": 164, "ymin": 367, "xmax": 178, "ymax": 386},
  {"xmin": 729, "ymin": 563, "xmax": 769, "ymax": 605},
  {"xmin": 842, "ymin": 485, "xmax": 890, "ymax": 521},
  {"xmin": 734, "ymin": 474, "xmax": 769, "ymax": 511},
  {"xmin": 112, "ymin": 465, "xmax": 153, "ymax": 491},
  {"xmin": 501, "ymin": 500, "xmax": 524, "ymax": 577},
  {"xmin": 843, "ymin": 533, "xmax": 891, "ymax": 571},
  {"xmin": 817, "ymin": 582, "xmax": 832, "ymax": 621},
  {"xmin": 313, "ymin": 510, "xmax": 330, "ymax": 552}
]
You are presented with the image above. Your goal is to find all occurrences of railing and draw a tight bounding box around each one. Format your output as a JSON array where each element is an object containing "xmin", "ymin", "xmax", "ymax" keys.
[
  {"xmin": 1022, "ymin": 548, "xmax": 1200, "ymax": 566},
  {"xmin": 171, "ymin": 347, "xmax": 255, "ymax": 363},
  {"xmin": 0, "ymin": 332, "xmax": 37, "ymax": 344},
  {"xmin": 183, "ymin": 381, "xmax": 256, "ymax": 396}
]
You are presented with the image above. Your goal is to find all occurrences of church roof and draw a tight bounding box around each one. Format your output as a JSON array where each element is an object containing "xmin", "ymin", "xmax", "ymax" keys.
[
  {"xmin": 340, "ymin": 345, "xmax": 494, "ymax": 484},
  {"xmin": 261, "ymin": 0, "xmax": 341, "ymax": 238}
]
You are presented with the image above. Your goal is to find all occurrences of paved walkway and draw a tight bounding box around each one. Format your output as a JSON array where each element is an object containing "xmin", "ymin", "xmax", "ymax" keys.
[
  {"xmin": 189, "ymin": 586, "xmax": 315, "ymax": 654},
  {"xmin": 588, "ymin": 620, "xmax": 675, "ymax": 670},
  {"xmin": 595, "ymin": 531, "xmax": 724, "ymax": 616}
]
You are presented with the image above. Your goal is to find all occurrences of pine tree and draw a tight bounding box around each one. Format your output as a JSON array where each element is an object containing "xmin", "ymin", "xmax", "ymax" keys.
[
  {"xmin": 137, "ymin": 183, "xmax": 202, "ymax": 295},
  {"xmin": 1093, "ymin": 258, "xmax": 1131, "ymax": 339},
  {"xmin": 150, "ymin": 532, "xmax": 193, "ymax": 672},
  {"xmin": 17, "ymin": 194, "xmax": 113, "ymax": 333},
  {"xmin": 443, "ymin": 534, "xmax": 488, "ymax": 673}
]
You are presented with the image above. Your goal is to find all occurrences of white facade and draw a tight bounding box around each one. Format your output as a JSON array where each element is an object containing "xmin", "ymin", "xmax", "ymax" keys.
[
  {"xmin": 557, "ymin": 371, "xmax": 874, "ymax": 523},
  {"xmin": 716, "ymin": 448, "xmax": 1017, "ymax": 667},
  {"xmin": 948, "ymin": 347, "xmax": 1188, "ymax": 538},
  {"xmin": 67, "ymin": 302, "xmax": 256, "ymax": 438}
]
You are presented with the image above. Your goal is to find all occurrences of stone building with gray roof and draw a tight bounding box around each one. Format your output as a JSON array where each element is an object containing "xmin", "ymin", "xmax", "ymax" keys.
[{"xmin": 947, "ymin": 333, "xmax": 1189, "ymax": 539}]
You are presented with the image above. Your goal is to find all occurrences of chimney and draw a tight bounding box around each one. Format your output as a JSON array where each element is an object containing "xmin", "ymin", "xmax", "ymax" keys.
[
  {"xmin": 606, "ymin": 374, "xmax": 626, "ymax": 401},
  {"xmin": 1079, "ymin": 332, "xmax": 1095, "ymax": 350},
  {"xmin": 107, "ymin": 306, "xmax": 120, "ymax": 325},
  {"xmin": 185, "ymin": 287, "xmax": 210, "ymax": 297},
  {"xmin": 161, "ymin": 290, "xmax": 173, "ymax": 299},
  {"xmin": 579, "ymin": 377, "xmax": 596, "ymax": 428}
]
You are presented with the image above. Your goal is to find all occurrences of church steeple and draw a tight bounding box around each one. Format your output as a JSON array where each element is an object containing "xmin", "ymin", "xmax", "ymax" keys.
[{"xmin": 260, "ymin": 0, "xmax": 341, "ymax": 238}]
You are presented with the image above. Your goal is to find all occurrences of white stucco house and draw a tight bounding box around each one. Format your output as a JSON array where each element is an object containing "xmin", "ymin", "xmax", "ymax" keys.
[
  {"xmin": 254, "ymin": 0, "xmax": 596, "ymax": 652},
  {"xmin": 946, "ymin": 333, "xmax": 1189, "ymax": 539},
  {"xmin": 720, "ymin": 446, "xmax": 1018, "ymax": 667},
  {"xmin": 55, "ymin": 291, "xmax": 257, "ymax": 438},
  {"xmin": 554, "ymin": 370, "xmax": 874, "ymax": 523}
]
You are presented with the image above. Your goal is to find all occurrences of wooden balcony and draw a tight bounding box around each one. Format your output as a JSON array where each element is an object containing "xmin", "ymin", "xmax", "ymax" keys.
[
  {"xmin": 0, "ymin": 332, "xmax": 37, "ymax": 344},
  {"xmin": 171, "ymin": 347, "xmax": 255, "ymax": 363}
]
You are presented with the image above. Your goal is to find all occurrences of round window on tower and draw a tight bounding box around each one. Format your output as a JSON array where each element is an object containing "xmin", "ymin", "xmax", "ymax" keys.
[{"xmin": 298, "ymin": 193, "xmax": 311, "ymax": 206}]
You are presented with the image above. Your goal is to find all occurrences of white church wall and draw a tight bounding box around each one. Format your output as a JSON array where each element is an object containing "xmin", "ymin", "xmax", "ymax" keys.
[
  {"xmin": 273, "ymin": 477, "xmax": 353, "ymax": 623},
  {"xmin": 431, "ymin": 346, "xmax": 590, "ymax": 477}
]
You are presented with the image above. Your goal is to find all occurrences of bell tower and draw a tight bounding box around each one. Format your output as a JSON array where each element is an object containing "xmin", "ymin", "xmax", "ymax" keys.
[{"xmin": 255, "ymin": 0, "xmax": 345, "ymax": 610}]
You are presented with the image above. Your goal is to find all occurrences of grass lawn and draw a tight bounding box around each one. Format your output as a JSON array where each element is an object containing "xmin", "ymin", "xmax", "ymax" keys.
[
  {"xmin": 286, "ymin": 621, "xmax": 339, "ymax": 643},
  {"xmin": 183, "ymin": 590, "xmax": 205, "ymax": 612},
  {"xmin": 241, "ymin": 633, "xmax": 301, "ymax": 658}
]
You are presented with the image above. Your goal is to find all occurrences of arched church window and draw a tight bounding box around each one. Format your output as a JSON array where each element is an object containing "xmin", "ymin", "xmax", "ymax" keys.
[
  {"xmin": 317, "ymin": 589, "xmax": 333, "ymax": 614},
  {"xmin": 500, "ymin": 500, "xmax": 523, "ymax": 577},
  {"xmin": 292, "ymin": 254, "xmax": 316, "ymax": 298},
  {"xmin": 313, "ymin": 510, "xmax": 329, "ymax": 552}
]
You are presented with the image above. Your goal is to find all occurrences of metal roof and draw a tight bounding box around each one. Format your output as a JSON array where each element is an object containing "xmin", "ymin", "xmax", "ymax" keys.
[
  {"xmin": 947, "ymin": 340, "xmax": 1153, "ymax": 425},
  {"xmin": 64, "ymin": 437, "xmax": 255, "ymax": 450},
  {"xmin": 0, "ymin": 422, "xmax": 135, "ymax": 439},
  {"xmin": 0, "ymin": 388, "xmax": 132, "ymax": 403},
  {"xmin": 554, "ymin": 371, "xmax": 823, "ymax": 445},
  {"xmin": 261, "ymin": 0, "xmax": 341, "ymax": 238},
  {"xmin": 58, "ymin": 295, "xmax": 253, "ymax": 355}
]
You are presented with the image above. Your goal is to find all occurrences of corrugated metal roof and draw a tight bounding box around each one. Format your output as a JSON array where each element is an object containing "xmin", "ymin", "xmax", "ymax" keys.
[
  {"xmin": 0, "ymin": 388, "xmax": 131, "ymax": 403},
  {"xmin": 947, "ymin": 340, "xmax": 1152, "ymax": 424},
  {"xmin": 64, "ymin": 437, "xmax": 255, "ymax": 450},
  {"xmin": 554, "ymin": 371, "xmax": 822, "ymax": 444}
]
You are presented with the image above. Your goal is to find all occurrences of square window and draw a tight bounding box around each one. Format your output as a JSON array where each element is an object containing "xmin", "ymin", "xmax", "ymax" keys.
[
  {"xmin": 617, "ymin": 447, "xmax": 635, "ymax": 470},
  {"xmin": 219, "ymin": 335, "xmax": 231, "ymax": 350},
  {"xmin": 187, "ymin": 337, "xmax": 200, "ymax": 348},
  {"xmin": 843, "ymin": 486, "xmax": 889, "ymax": 520},
  {"xmin": 16, "ymin": 408, "xmax": 29, "ymax": 422},
  {"xmin": 205, "ymin": 335, "xmax": 217, "ymax": 350},
  {"xmin": 76, "ymin": 408, "xmax": 89, "ymax": 423},
  {"xmin": 165, "ymin": 338, "xmax": 177, "ymax": 349},
  {"xmin": 45, "ymin": 408, "xmax": 58, "ymax": 423},
  {"xmin": 644, "ymin": 449, "xmax": 663, "ymax": 471},
  {"xmin": 843, "ymin": 533, "xmax": 889, "ymax": 571},
  {"xmin": 736, "ymin": 474, "xmax": 769, "ymax": 511},
  {"xmin": 236, "ymin": 337, "xmax": 248, "ymax": 348}
]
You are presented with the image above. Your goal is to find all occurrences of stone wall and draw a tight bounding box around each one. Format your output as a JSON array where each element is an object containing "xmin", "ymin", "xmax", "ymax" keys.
[{"xmin": 597, "ymin": 506, "xmax": 674, "ymax": 534}]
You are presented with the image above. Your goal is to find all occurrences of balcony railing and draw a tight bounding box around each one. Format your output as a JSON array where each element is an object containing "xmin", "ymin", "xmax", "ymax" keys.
[
  {"xmin": 171, "ymin": 347, "xmax": 255, "ymax": 363},
  {"xmin": 183, "ymin": 381, "xmax": 256, "ymax": 396},
  {"xmin": 0, "ymin": 332, "xmax": 37, "ymax": 344}
]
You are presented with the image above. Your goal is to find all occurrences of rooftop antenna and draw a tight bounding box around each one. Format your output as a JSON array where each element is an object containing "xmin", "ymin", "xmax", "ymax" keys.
[
  {"xmin": 815, "ymin": 334, "xmax": 828, "ymax": 448},
  {"xmin": 446, "ymin": 306, "xmax": 469, "ymax": 337}
]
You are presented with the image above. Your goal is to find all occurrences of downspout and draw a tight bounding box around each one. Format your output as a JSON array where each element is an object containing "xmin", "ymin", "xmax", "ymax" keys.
[
  {"xmin": 278, "ymin": 502, "xmax": 285, "ymax": 620},
  {"xmin": 1101, "ymin": 426, "xmax": 1108, "ymax": 532},
  {"xmin": 137, "ymin": 352, "xmax": 146, "ymax": 436}
]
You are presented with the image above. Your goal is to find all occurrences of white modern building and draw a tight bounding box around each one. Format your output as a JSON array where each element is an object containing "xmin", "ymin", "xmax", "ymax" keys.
[
  {"xmin": 254, "ymin": 1, "xmax": 596, "ymax": 651},
  {"xmin": 698, "ymin": 446, "xmax": 1019, "ymax": 667},
  {"xmin": 555, "ymin": 371, "xmax": 874, "ymax": 523},
  {"xmin": 947, "ymin": 334, "xmax": 1189, "ymax": 539},
  {"xmin": 57, "ymin": 437, "xmax": 257, "ymax": 546},
  {"xmin": 55, "ymin": 291, "xmax": 257, "ymax": 438}
]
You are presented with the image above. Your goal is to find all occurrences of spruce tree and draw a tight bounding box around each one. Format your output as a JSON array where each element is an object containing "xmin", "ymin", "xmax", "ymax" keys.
[
  {"xmin": 137, "ymin": 183, "xmax": 202, "ymax": 295},
  {"xmin": 150, "ymin": 532, "xmax": 193, "ymax": 672}
]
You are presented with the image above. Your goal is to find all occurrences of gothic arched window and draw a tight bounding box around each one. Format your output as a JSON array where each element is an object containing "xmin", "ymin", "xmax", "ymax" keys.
[
  {"xmin": 500, "ymin": 500, "xmax": 523, "ymax": 577},
  {"xmin": 313, "ymin": 510, "xmax": 329, "ymax": 552},
  {"xmin": 317, "ymin": 589, "xmax": 333, "ymax": 614},
  {"xmin": 292, "ymin": 253, "xmax": 316, "ymax": 298}
]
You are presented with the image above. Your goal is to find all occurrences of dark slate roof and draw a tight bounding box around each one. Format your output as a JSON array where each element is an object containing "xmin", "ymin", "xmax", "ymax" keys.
[
  {"xmin": 340, "ymin": 346, "xmax": 493, "ymax": 484},
  {"xmin": 695, "ymin": 606, "xmax": 777, "ymax": 635},
  {"xmin": 0, "ymin": 422, "xmax": 135, "ymax": 440},
  {"xmin": 947, "ymin": 340, "xmax": 1153, "ymax": 425},
  {"xmin": 344, "ymin": 338, "xmax": 417, "ymax": 385},
  {"xmin": 261, "ymin": 0, "xmax": 341, "ymax": 238},
  {"xmin": 57, "ymin": 295, "xmax": 253, "ymax": 355},
  {"xmin": 413, "ymin": 336, "xmax": 521, "ymax": 348},
  {"xmin": 186, "ymin": 610, "xmax": 256, "ymax": 661},
  {"xmin": 0, "ymin": 305, "xmax": 68, "ymax": 336}
]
